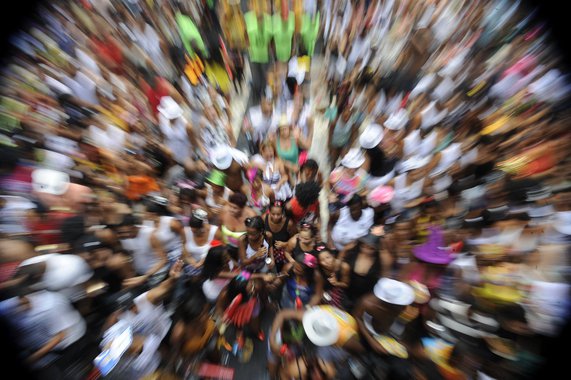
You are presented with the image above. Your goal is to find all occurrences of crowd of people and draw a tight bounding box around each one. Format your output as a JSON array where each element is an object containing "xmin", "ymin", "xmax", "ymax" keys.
[{"xmin": 1, "ymin": 0, "xmax": 571, "ymax": 379}]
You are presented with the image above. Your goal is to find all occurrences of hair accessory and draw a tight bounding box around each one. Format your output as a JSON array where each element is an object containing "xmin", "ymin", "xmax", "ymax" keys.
[
  {"xmin": 237, "ymin": 271, "xmax": 252, "ymax": 282},
  {"xmin": 303, "ymin": 253, "xmax": 317, "ymax": 268},
  {"xmin": 247, "ymin": 167, "xmax": 258, "ymax": 183},
  {"xmin": 273, "ymin": 200, "xmax": 284, "ymax": 207},
  {"xmin": 315, "ymin": 245, "xmax": 327, "ymax": 252}
]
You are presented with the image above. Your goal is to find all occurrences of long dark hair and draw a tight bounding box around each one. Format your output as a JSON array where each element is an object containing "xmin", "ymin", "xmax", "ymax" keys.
[
  {"xmin": 201, "ymin": 246, "xmax": 227, "ymax": 280},
  {"xmin": 244, "ymin": 216, "xmax": 265, "ymax": 232},
  {"xmin": 347, "ymin": 241, "xmax": 381, "ymax": 275}
]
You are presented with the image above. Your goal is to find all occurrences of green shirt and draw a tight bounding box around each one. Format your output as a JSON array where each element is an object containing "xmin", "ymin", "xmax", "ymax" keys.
[
  {"xmin": 272, "ymin": 12, "xmax": 295, "ymax": 62},
  {"xmin": 175, "ymin": 12, "xmax": 208, "ymax": 57},
  {"xmin": 301, "ymin": 11, "xmax": 320, "ymax": 56},
  {"xmin": 244, "ymin": 12, "xmax": 273, "ymax": 64}
]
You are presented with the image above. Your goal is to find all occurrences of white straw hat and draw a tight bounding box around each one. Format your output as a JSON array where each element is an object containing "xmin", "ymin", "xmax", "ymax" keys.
[
  {"xmin": 302, "ymin": 307, "xmax": 340, "ymax": 346},
  {"xmin": 374, "ymin": 278, "xmax": 415, "ymax": 306},
  {"xmin": 210, "ymin": 145, "xmax": 233, "ymax": 170},
  {"xmin": 32, "ymin": 168, "xmax": 70, "ymax": 195}
]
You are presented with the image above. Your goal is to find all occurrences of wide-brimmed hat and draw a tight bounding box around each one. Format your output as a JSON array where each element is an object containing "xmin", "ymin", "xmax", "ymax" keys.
[
  {"xmin": 302, "ymin": 307, "xmax": 340, "ymax": 346},
  {"xmin": 211, "ymin": 145, "xmax": 233, "ymax": 170},
  {"xmin": 413, "ymin": 226, "xmax": 455, "ymax": 265},
  {"xmin": 399, "ymin": 155, "xmax": 432, "ymax": 173},
  {"xmin": 359, "ymin": 124, "xmax": 384, "ymax": 149},
  {"xmin": 341, "ymin": 148, "xmax": 365, "ymax": 169},
  {"xmin": 32, "ymin": 168, "xmax": 70, "ymax": 195},
  {"xmin": 384, "ymin": 109, "xmax": 409, "ymax": 131},
  {"xmin": 553, "ymin": 211, "xmax": 571, "ymax": 235},
  {"xmin": 367, "ymin": 186, "xmax": 395, "ymax": 206},
  {"xmin": 157, "ymin": 96, "xmax": 183, "ymax": 120},
  {"xmin": 420, "ymin": 101, "xmax": 448, "ymax": 130},
  {"xmin": 374, "ymin": 278, "xmax": 415, "ymax": 306},
  {"xmin": 206, "ymin": 169, "xmax": 226, "ymax": 187}
]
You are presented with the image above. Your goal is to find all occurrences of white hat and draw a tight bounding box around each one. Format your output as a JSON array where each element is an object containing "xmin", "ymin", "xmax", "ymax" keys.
[
  {"xmin": 302, "ymin": 307, "xmax": 340, "ymax": 346},
  {"xmin": 420, "ymin": 101, "xmax": 448, "ymax": 130},
  {"xmin": 32, "ymin": 169, "xmax": 70, "ymax": 195},
  {"xmin": 399, "ymin": 155, "xmax": 431, "ymax": 173},
  {"xmin": 374, "ymin": 278, "xmax": 415, "ymax": 306},
  {"xmin": 157, "ymin": 96, "xmax": 183, "ymax": 120},
  {"xmin": 211, "ymin": 145, "xmax": 233, "ymax": 170},
  {"xmin": 410, "ymin": 74, "xmax": 436, "ymax": 99},
  {"xmin": 359, "ymin": 124, "xmax": 384, "ymax": 149},
  {"xmin": 553, "ymin": 211, "xmax": 571, "ymax": 235},
  {"xmin": 341, "ymin": 148, "xmax": 365, "ymax": 169},
  {"xmin": 384, "ymin": 109, "xmax": 409, "ymax": 131}
]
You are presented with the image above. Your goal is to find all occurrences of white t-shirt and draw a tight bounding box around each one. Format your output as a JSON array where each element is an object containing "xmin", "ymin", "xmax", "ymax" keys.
[
  {"xmin": 62, "ymin": 71, "xmax": 100, "ymax": 106},
  {"xmin": 20, "ymin": 254, "xmax": 93, "ymax": 301},
  {"xmin": 0, "ymin": 291, "xmax": 86, "ymax": 368},
  {"xmin": 89, "ymin": 124, "xmax": 126, "ymax": 153},
  {"xmin": 120, "ymin": 225, "xmax": 157, "ymax": 275}
]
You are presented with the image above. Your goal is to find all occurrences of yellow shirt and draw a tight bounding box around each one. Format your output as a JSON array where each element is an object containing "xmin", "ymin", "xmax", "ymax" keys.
[{"xmin": 318, "ymin": 305, "xmax": 358, "ymax": 346}]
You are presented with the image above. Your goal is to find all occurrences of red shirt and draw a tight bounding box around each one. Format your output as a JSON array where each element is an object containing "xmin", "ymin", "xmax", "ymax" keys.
[
  {"xmin": 141, "ymin": 77, "xmax": 170, "ymax": 115},
  {"xmin": 289, "ymin": 197, "xmax": 319, "ymax": 224}
]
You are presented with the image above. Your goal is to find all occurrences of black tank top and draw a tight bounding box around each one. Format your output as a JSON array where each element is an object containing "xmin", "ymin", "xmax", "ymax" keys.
[
  {"xmin": 264, "ymin": 215, "xmax": 291, "ymax": 244},
  {"xmin": 292, "ymin": 238, "xmax": 314, "ymax": 262},
  {"xmin": 346, "ymin": 249, "xmax": 381, "ymax": 302}
]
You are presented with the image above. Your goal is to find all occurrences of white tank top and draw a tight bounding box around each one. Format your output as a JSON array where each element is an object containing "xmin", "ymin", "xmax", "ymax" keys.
[
  {"xmin": 331, "ymin": 207, "xmax": 375, "ymax": 250},
  {"xmin": 156, "ymin": 216, "xmax": 183, "ymax": 262},
  {"xmin": 245, "ymin": 239, "xmax": 270, "ymax": 273},
  {"xmin": 184, "ymin": 225, "xmax": 218, "ymax": 262},
  {"xmin": 205, "ymin": 184, "xmax": 230, "ymax": 209},
  {"xmin": 120, "ymin": 224, "xmax": 156, "ymax": 275}
]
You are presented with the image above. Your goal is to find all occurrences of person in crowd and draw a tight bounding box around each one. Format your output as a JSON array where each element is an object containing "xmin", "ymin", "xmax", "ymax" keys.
[
  {"xmin": 328, "ymin": 148, "xmax": 369, "ymax": 212},
  {"xmin": 328, "ymin": 194, "xmax": 374, "ymax": 250},
  {"xmin": 183, "ymin": 208, "xmax": 222, "ymax": 276},
  {"xmin": 121, "ymin": 196, "xmax": 187, "ymax": 288},
  {"xmin": 246, "ymin": 168, "xmax": 275, "ymax": 214},
  {"xmin": 239, "ymin": 216, "xmax": 274, "ymax": 274},
  {"xmin": 219, "ymin": 193, "xmax": 257, "ymax": 262},
  {"xmin": 285, "ymin": 222, "xmax": 319, "ymax": 264},
  {"xmin": 315, "ymin": 244, "xmax": 349, "ymax": 309},
  {"xmin": 280, "ymin": 251, "xmax": 324, "ymax": 309},
  {"xmin": 255, "ymin": 141, "xmax": 292, "ymax": 201},
  {"xmin": 265, "ymin": 200, "xmax": 297, "ymax": 273},
  {"xmin": 286, "ymin": 181, "xmax": 321, "ymax": 226},
  {"xmin": 210, "ymin": 145, "xmax": 250, "ymax": 194}
]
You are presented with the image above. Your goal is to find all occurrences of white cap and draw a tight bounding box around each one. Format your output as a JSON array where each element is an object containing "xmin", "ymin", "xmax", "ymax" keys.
[
  {"xmin": 157, "ymin": 96, "xmax": 183, "ymax": 120},
  {"xmin": 32, "ymin": 169, "xmax": 70, "ymax": 195},
  {"xmin": 359, "ymin": 123, "xmax": 384, "ymax": 149},
  {"xmin": 384, "ymin": 109, "xmax": 409, "ymax": 131},
  {"xmin": 341, "ymin": 148, "xmax": 365, "ymax": 169}
]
